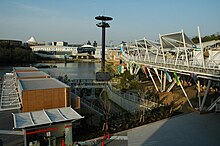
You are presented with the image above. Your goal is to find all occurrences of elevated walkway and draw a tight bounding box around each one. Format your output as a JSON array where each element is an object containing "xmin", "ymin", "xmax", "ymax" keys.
[{"xmin": 122, "ymin": 53, "xmax": 220, "ymax": 81}]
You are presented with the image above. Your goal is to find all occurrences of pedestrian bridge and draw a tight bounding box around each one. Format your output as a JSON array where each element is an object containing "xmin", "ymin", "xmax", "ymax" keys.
[{"xmin": 119, "ymin": 29, "xmax": 220, "ymax": 112}]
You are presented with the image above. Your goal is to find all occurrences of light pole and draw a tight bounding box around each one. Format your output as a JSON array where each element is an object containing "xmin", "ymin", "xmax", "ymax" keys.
[
  {"xmin": 95, "ymin": 15, "xmax": 113, "ymax": 133},
  {"xmin": 95, "ymin": 15, "xmax": 113, "ymax": 72}
]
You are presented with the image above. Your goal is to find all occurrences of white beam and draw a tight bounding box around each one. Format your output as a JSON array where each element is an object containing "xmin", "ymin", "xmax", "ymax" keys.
[
  {"xmin": 179, "ymin": 81, "xmax": 193, "ymax": 108},
  {"xmin": 197, "ymin": 80, "xmax": 201, "ymax": 108},
  {"xmin": 200, "ymin": 80, "xmax": 211, "ymax": 111},
  {"xmin": 182, "ymin": 29, "xmax": 189, "ymax": 67},
  {"xmin": 198, "ymin": 26, "xmax": 205, "ymax": 68},
  {"xmin": 147, "ymin": 67, "xmax": 159, "ymax": 92},
  {"xmin": 159, "ymin": 34, "xmax": 166, "ymax": 64},
  {"xmin": 163, "ymin": 72, "xmax": 167, "ymax": 92},
  {"xmin": 166, "ymin": 79, "xmax": 176, "ymax": 92}
]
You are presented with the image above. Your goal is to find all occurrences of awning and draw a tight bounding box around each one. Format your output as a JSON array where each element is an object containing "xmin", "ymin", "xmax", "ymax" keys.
[{"xmin": 12, "ymin": 107, "xmax": 84, "ymax": 129}]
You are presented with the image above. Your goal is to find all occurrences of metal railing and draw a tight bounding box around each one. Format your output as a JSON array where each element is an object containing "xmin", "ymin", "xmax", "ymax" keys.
[
  {"xmin": 80, "ymin": 98, "xmax": 104, "ymax": 116},
  {"xmin": 107, "ymin": 84, "xmax": 157, "ymax": 109},
  {"xmin": 122, "ymin": 52, "xmax": 220, "ymax": 77}
]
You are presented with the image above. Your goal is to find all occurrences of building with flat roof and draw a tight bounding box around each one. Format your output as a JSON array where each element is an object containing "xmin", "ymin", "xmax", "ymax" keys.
[
  {"xmin": 15, "ymin": 71, "xmax": 50, "ymax": 80},
  {"xmin": 17, "ymin": 78, "xmax": 71, "ymax": 112},
  {"xmin": 13, "ymin": 67, "xmax": 39, "ymax": 72},
  {"xmin": 1, "ymin": 67, "xmax": 76, "ymax": 112}
]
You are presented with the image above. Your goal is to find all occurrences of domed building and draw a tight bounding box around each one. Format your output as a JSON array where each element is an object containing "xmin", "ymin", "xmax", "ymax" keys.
[{"xmin": 77, "ymin": 44, "xmax": 96, "ymax": 55}]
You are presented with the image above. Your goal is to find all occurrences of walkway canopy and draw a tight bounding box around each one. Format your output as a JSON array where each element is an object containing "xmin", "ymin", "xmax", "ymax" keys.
[
  {"xmin": 136, "ymin": 38, "xmax": 160, "ymax": 49},
  {"xmin": 160, "ymin": 31, "xmax": 195, "ymax": 48},
  {"xmin": 12, "ymin": 107, "xmax": 84, "ymax": 129}
]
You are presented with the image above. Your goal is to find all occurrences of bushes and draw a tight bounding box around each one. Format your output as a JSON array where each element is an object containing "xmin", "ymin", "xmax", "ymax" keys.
[{"xmin": 108, "ymin": 104, "xmax": 177, "ymax": 133}]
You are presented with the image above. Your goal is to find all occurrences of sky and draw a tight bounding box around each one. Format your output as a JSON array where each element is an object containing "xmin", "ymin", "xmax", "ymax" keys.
[{"xmin": 0, "ymin": 0, "xmax": 220, "ymax": 45}]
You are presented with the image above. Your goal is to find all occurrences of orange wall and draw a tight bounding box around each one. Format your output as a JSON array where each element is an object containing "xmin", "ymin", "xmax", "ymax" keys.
[{"xmin": 22, "ymin": 88, "xmax": 70, "ymax": 112}]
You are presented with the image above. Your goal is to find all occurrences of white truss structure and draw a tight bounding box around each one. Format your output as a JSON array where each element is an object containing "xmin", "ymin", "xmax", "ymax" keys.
[{"xmin": 121, "ymin": 29, "xmax": 220, "ymax": 112}]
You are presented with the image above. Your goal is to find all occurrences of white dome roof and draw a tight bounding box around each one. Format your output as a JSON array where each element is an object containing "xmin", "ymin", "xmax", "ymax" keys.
[
  {"xmin": 27, "ymin": 36, "xmax": 37, "ymax": 43},
  {"xmin": 81, "ymin": 44, "xmax": 94, "ymax": 48}
]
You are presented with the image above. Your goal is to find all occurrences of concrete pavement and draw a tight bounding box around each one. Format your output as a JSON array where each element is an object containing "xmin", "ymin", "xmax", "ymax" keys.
[{"xmin": 128, "ymin": 112, "xmax": 220, "ymax": 146}]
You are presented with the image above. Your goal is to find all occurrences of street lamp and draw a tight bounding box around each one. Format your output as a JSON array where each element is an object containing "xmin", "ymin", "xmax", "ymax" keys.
[
  {"xmin": 95, "ymin": 16, "xmax": 113, "ymax": 133},
  {"xmin": 95, "ymin": 15, "xmax": 113, "ymax": 72}
]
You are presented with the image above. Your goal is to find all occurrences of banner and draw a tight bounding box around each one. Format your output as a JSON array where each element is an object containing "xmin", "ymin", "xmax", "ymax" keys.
[
  {"xmin": 174, "ymin": 71, "xmax": 180, "ymax": 86},
  {"xmin": 164, "ymin": 69, "xmax": 172, "ymax": 82},
  {"xmin": 190, "ymin": 73, "xmax": 198, "ymax": 82}
]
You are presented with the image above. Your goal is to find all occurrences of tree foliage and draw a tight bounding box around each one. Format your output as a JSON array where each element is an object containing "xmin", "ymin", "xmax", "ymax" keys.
[
  {"xmin": 192, "ymin": 33, "xmax": 220, "ymax": 44},
  {"xmin": 0, "ymin": 45, "xmax": 37, "ymax": 64},
  {"xmin": 119, "ymin": 70, "xmax": 134, "ymax": 90}
]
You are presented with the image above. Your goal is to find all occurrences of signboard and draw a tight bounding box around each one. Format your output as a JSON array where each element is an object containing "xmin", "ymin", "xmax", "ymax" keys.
[{"xmin": 96, "ymin": 72, "xmax": 111, "ymax": 81}]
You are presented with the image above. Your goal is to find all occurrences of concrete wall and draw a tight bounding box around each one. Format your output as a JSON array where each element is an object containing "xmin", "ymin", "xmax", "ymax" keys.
[{"xmin": 107, "ymin": 87, "xmax": 141, "ymax": 112}]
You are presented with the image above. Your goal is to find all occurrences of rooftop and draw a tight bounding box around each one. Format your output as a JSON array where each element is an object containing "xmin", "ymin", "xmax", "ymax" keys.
[
  {"xmin": 12, "ymin": 107, "xmax": 83, "ymax": 129},
  {"xmin": 15, "ymin": 71, "xmax": 50, "ymax": 78},
  {"xmin": 13, "ymin": 67, "xmax": 39, "ymax": 72},
  {"xmin": 18, "ymin": 78, "xmax": 69, "ymax": 90}
]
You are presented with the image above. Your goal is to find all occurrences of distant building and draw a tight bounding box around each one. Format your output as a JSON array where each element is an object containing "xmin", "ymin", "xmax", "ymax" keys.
[
  {"xmin": 52, "ymin": 41, "xmax": 68, "ymax": 46},
  {"xmin": 28, "ymin": 36, "xmax": 116, "ymax": 59},
  {"xmin": 31, "ymin": 45, "xmax": 77, "ymax": 58},
  {"xmin": 77, "ymin": 44, "xmax": 96, "ymax": 55},
  {"xmin": 30, "ymin": 41, "xmax": 78, "ymax": 59}
]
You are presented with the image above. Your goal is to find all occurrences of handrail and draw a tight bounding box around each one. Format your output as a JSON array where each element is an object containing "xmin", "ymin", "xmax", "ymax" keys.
[{"xmin": 121, "ymin": 52, "xmax": 220, "ymax": 78}]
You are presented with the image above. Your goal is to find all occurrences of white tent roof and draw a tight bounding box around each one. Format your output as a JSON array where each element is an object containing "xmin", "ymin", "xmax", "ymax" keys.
[
  {"xmin": 161, "ymin": 31, "xmax": 195, "ymax": 48},
  {"xmin": 136, "ymin": 38, "xmax": 161, "ymax": 48},
  {"xmin": 27, "ymin": 36, "xmax": 37, "ymax": 43},
  {"xmin": 12, "ymin": 107, "xmax": 84, "ymax": 129}
]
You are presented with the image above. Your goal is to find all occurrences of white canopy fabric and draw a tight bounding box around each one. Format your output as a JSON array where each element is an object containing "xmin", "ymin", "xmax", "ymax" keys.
[
  {"xmin": 12, "ymin": 107, "xmax": 83, "ymax": 129},
  {"xmin": 136, "ymin": 38, "xmax": 161, "ymax": 48},
  {"xmin": 161, "ymin": 31, "xmax": 195, "ymax": 48}
]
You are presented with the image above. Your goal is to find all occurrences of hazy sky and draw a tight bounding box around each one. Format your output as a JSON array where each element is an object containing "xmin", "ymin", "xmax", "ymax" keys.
[{"xmin": 0, "ymin": 0, "xmax": 219, "ymax": 44}]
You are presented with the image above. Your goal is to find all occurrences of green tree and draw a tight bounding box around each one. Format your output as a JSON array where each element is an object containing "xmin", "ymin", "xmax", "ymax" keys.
[{"xmin": 192, "ymin": 33, "xmax": 220, "ymax": 43}]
